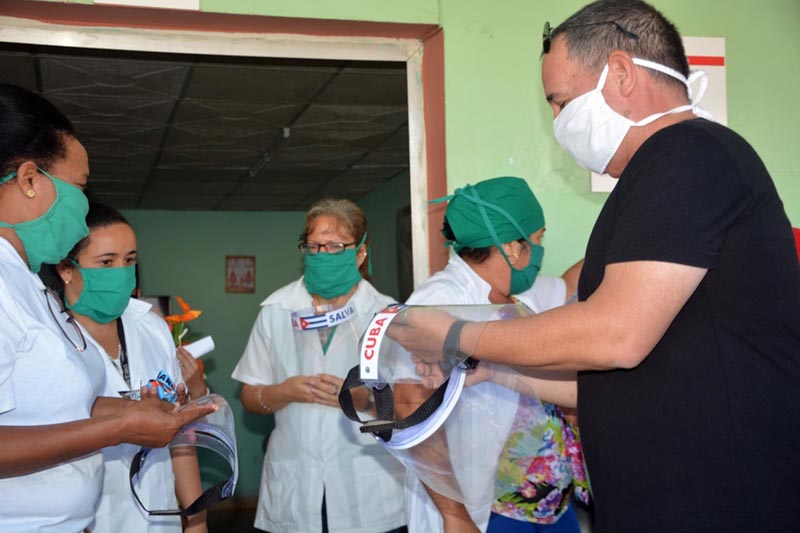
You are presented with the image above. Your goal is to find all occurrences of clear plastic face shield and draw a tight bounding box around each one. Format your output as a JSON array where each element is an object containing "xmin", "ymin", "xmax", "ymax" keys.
[
  {"xmin": 339, "ymin": 304, "xmax": 545, "ymax": 523},
  {"xmin": 291, "ymin": 299, "xmax": 363, "ymax": 382},
  {"xmin": 129, "ymin": 394, "xmax": 238, "ymax": 516}
]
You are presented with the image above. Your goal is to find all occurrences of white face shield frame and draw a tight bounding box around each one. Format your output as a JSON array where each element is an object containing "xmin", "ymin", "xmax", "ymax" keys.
[
  {"xmin": 339, "ymin": 303, "xmax": 545, "ymax": 518},
  {"xmin": 129, "ymin": 394, "xmax": 238, "ymax": 516}
]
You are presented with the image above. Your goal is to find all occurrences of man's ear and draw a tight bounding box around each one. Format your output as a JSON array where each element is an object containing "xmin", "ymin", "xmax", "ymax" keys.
[{"xmin": 607, "ymin": 50, "xmax": 638, "ymax": 98}]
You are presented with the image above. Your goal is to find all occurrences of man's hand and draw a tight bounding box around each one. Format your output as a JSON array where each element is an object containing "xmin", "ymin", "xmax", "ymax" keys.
[{"xmin": 386, "ymin": 308, "xmax": 458, "ymax": 364}]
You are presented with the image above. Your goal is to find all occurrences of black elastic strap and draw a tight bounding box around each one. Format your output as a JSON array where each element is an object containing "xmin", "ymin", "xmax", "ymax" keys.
[
  {"xmin": 116, "ymin": 319, "xmax": 131, "ymax": 389},
  {"xmin": 358, "ymin": 378, "xmax": 449, "ymax": 438},
  {"xmin": 338, "ymin": 366, "xmax": 393, "ymax": 434},
  {"xmin": 338, "ymin": 364, "xmax": 453, "ymax": 442},
  {"xmin": 338, "ymin": 364, "xmax": 368, "ymax": 424},
  {"xmin": 129, "ymin": 447, "xmax": 231, "ymax": 516}
]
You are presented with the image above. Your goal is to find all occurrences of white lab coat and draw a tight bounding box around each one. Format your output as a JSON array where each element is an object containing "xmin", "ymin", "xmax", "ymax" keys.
[
  {"xmin": 232, "ymin": 277, "xmax": 406, "ymax": 533},
  {"xmin": 0, "ymin": 238, "xmax": 106, "ymax": 533},
  {"xmin": 404, "ymin": 254, "xmax": 566, "ymax": 533},
  {"xmin": 90, "ymin": 297, "xmax": 184, "ymax": 533}
]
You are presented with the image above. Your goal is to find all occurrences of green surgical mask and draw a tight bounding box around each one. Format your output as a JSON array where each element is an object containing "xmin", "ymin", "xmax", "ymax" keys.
[
  {"xmin": 510, "ymin": 243, "xmax": 544, "ymax": 295},
  {"xmin": 303, "ymin": 233, "xmax": 366, "ymax": 300},
  {"xmin": 0, "ymin": 168, "xmax": 89, "ymax": 273},
  {"xmin": 67, "ymin": 262, "xmax": 136, "ymax": 324}
]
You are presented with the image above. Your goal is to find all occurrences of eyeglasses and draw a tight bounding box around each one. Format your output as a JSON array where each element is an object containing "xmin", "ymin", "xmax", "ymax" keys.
[
  {"xmin": 542, "ymin": 20, "xmax": 639, "ymax": 54},
  {"xmin": 298, "ymin": 242, "xmax": 358, "ymax": 255},
  {"xmin": 44, "ymin": 288, "xmax": 87, "ymax": 352}
]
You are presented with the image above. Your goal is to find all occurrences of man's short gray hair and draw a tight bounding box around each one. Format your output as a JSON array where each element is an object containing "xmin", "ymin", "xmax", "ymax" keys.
[{"xmin": 552, "ymin": 0, "xmax": 689, "ymax": 94}]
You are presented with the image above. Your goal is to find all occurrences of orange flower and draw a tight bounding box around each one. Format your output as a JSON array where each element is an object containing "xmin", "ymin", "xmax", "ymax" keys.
[
  {"xmin": 165, "ymin": 296, "xmax": 202, "ymax": 324},
  {"xmin": 165, "ymin": 297, "xmax": 202, "ymax": 348}
]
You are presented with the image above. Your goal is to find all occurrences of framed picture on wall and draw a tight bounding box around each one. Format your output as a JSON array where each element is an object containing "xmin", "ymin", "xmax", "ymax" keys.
[{"xmin": 225, "ymin": 255, "xmax": 256, "ymax": 293}]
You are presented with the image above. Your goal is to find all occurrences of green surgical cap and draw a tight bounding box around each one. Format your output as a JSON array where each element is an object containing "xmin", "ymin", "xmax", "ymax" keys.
[{"xmin": 437, "ymin": 176, "xmax": 544, "ymax": 250}]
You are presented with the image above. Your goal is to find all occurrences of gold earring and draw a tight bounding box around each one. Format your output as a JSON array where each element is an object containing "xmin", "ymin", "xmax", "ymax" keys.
[{"xmin": 25, "ymin": 189, "xmax": 36, "ymax": 198}]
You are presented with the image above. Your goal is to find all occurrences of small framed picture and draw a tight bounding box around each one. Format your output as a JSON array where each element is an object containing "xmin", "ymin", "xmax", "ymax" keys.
[{"xmin": 225, "ymin": 256, "xmax": 255, "ymax": 293}]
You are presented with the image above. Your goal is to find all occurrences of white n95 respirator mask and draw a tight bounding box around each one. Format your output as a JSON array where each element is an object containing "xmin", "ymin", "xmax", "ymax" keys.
[{"xmin": 553, "ymin": 57, "xmax": 711, "ymax": 174}]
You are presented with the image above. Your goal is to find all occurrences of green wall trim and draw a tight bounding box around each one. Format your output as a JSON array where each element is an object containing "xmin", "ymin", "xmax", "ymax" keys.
[
  {"xmin": 439, "ymin": 0, "xmax": 800, "ymax": 277},
  {"xmin": 199, "ymin": 0, "xmax": 439, "ymax": 24}
]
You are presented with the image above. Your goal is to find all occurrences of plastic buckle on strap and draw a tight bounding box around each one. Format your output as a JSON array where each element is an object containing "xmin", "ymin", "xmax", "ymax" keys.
[
  {"xmin": 460, "ymin": 357, "xmax": 479, "ymax": 370},
  {"xmin": 356, "ymin": 377, "xmax": 449, "ymax": 442}
]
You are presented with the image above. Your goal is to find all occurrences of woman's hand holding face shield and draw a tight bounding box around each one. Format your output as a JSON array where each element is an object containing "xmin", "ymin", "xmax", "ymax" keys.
[
  {"xmin": 414, "ymin": 356, "xmax": 496, "ymax": 389},
  {"xmin": 116, "ymin": 396, "xmax": 218, "ymax": 449}
]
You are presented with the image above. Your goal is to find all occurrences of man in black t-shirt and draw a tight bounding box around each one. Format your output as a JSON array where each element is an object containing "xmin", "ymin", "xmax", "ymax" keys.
[{"xmin": 388, "ymin": 1, "xmax": 800, "ymax": 531}]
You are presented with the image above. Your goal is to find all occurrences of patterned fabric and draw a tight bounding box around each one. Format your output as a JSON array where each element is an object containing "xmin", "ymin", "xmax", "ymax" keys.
[{"xmin": 492, "ymin": 397, "xmax": 591, "ymax": 523}]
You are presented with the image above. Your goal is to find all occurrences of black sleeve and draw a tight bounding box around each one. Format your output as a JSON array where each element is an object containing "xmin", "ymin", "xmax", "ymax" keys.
[{"xmin": 605, "ymin": 122, "xmax": 753, "ymax": 270}]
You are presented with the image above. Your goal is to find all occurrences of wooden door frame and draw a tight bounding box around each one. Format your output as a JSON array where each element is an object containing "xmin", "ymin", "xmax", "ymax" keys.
[{"xmin": 0, "ymin": 0, "xmax": 449, "ymax": 284}]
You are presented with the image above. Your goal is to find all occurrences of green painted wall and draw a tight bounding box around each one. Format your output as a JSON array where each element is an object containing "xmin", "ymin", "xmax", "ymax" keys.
[
  {"xmin": 359, "ymin": 171, "xmax": 411, "ymax": 300},
  {"xmin": 199, "ymin": 0, "xmax": 439, "ymax": 24},
  {"xmin": 36, "ymin": 0, "xmax": 439, "ymax": 23},
  {"xmin": 122, "ymin": 209, "xmax": 307, "ymax": 495},
  {"xmin": 439, "ymin": 0, "xmax": 800, "ymax": 277}
]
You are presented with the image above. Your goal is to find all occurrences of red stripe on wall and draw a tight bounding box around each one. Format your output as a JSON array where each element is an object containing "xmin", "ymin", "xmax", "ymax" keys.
[{"xmin": 687, "ymin": 55, "xmax": 725, "ymax": 66}]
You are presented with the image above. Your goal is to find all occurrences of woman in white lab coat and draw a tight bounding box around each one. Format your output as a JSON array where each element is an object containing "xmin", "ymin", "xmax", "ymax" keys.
[
  {"xmin": 402, "ymin": 177, "xmax": 589, "ymax": 533},
  {"xmin": 233, "ymin": 198, "xmax": 406, "ymax": 533},
  {"xmin": 0, "ymin": 84, "xmax": 213, "ymax": 533},
  {"xmin": 52, "ymin": 202, "xmax": 208, "ymax": 533}
]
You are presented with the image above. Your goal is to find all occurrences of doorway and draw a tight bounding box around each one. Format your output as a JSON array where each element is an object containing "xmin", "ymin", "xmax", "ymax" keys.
[{"xmin": 0, "ymin": 0, "xmax": 448, "ymax": 284}]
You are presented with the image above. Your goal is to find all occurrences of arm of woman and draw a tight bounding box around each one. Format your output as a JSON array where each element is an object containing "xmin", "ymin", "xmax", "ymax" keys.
[
  {"xmin": 494, "ymin": 366, "xmax": 578, "ymax": 409},
  {"xmin": 171, "ymin": 447, "xmax": 207, "ymax": 533},
  {"xmin": 560, "ymin": 258, "xmax": 584, "ymax": 302},
  {"xmin": 176, "ymin": 347, "xmax": 208, "ymax": 400},
  {"xmin": 423, "ymin": 485, "xmax": 480, "ymax": 533},
  {"xmin": 393, "ymin": 383, "xmax": 480, "ymax": 532},
  {"xmin": 0, "ymin": 415, "xmax": 122, "ymax": 478},
  {"xmin": 0, "ymin": 398, "xmax": 217, "ymax": 477},
  {"xmin": 0, "ymin": 397, "xmax": 216, "ymax": 478}
]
